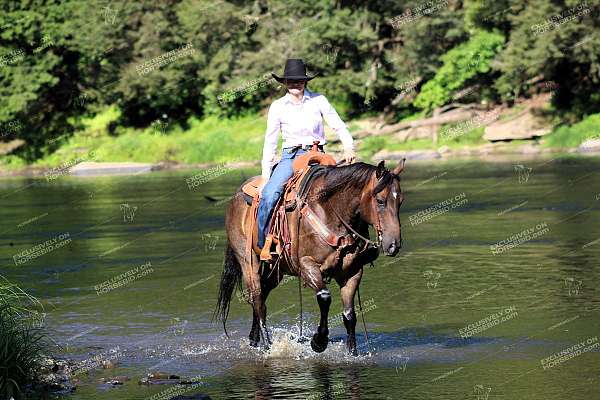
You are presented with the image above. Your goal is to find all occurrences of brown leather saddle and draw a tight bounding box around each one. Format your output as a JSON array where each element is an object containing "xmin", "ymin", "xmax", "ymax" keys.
[{"xmin": 242, "ymin": 141, "xmax": 337, "ymax": 262}]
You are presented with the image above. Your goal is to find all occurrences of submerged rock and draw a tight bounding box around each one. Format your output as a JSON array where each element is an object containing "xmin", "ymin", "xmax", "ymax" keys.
[
  {"xmin": 38, "ymin": 357, "xmax": 77, "ymax": 394},
  {"xmin": 139, "ymin": 372, "xmax": 183, "ymax": 385},
  {"xmin": 100, "ymin": 376, "xmax": 130, "ymax": 385}
]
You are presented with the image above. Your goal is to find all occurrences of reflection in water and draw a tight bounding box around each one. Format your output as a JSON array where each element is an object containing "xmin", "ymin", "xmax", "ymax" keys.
[
  {"xmin": 253, "ymin": 362, "xmax": 274, "ymax": 400},
  {"xmin": 232, "ymin": 358, "xmax": 364, "ymax": 400}
]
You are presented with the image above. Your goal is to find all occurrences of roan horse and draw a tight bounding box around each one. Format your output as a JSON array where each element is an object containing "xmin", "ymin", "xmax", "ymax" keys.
[{"xmin": 214, "ymin": 159, "xmax": 405, "ymax": 355}]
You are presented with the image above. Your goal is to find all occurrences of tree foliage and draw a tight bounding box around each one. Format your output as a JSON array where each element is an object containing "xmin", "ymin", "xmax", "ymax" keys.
[
  {"xmin": 414, "ymin": 30, "xmax": 505, "ymax": 110},
  {"xmin": 1, "ymin": 0, "xmax": 599, "ymax": 160}
]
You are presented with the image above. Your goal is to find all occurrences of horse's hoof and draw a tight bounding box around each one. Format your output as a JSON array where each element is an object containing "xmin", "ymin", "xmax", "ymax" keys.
[
  {"xmin": 346, "ymin": 339, "xmax": 358, "ymax": 356},
  {"xmin": 310, "ymin": 333, "xmax": 328, "ymax": 353},
  {"xmin": 249, "ymin": 338, "xmax": 259, "ymax": 347},
  {"xmin": 263, "ymin": 336, "xmax": 272, "ymax": 349}
]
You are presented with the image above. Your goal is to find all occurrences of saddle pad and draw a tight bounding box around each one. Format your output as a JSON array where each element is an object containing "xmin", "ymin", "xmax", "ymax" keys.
[{"xmin": 297, "ymin": 164, "xmax": 329, "ymax": 200}]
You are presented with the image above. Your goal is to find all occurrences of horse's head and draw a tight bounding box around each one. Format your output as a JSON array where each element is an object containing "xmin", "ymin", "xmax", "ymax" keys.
[{"xmin": 361, "ymin": 159, "xmax": 405, "ymax": 256}]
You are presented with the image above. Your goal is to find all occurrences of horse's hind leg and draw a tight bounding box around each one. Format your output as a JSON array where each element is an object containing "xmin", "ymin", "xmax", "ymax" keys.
[
  {"xmin": 299, "ymin": 255, "xmax": 331, "ymax": 353},
  {"xmin": 249, "ymin": 311, "xmax": 260, "ymax": 347},
  {"xmin": 241, "ymin": 262, "xmax": 270, "ymax": 348},
  {"xmin": 248, "ymin": 270, "xmax": 280, "ymax": 347},
  {"xmin": 243, "ymin": 261, "xmax": 281, "ymax": 349}
]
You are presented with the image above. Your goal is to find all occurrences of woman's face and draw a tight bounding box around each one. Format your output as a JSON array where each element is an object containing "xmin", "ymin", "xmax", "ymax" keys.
[{"xmin": 285, "ymin": 79, "xmax": 306, "ymax": 95}]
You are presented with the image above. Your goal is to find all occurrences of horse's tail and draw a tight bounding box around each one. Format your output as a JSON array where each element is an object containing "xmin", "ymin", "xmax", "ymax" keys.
[{"xmin": 213, "ymin": 241, "xmax": 242, "ymax": 337}]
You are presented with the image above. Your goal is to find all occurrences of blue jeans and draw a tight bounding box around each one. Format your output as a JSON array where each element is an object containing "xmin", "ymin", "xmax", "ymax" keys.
[{"xmin": 257, "ymin": 147, "xmax": 321, "ymax": 248}]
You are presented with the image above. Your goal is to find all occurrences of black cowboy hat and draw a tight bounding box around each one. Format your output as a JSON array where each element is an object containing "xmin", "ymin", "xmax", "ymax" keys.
[{"xmin": 272, "ymin": 58, "xmax": 318, "ymax": 83}]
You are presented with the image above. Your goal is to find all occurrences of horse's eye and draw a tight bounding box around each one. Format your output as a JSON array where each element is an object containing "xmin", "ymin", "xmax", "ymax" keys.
[{"xmin": 376, "ymin": 198, "xmax": 385, "ymax": 206}]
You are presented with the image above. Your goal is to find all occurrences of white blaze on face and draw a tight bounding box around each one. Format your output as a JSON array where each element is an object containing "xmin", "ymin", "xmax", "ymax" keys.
[{"xmin": 392, "ymin": 191, "xmax": 398, "ymax": 199}]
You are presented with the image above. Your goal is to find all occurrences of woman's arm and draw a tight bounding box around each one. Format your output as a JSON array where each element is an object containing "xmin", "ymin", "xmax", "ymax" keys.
[
  {"xmin": 260, "ymin": 102, "xmax": 280, "ymax": 180},
  {"xmin": 319, "ymin": 96, "xmax": 356, "ymax": 163}
]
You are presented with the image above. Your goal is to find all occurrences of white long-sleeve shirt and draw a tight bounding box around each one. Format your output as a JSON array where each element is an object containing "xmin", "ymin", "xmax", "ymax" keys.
[{"xmin": 260, "ymin": 87, "xmax": 354, "ymax": 180}]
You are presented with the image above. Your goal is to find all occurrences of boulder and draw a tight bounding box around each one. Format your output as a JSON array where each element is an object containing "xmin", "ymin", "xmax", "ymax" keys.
[
  {"xmin": 484, "ymin": 109, "xmax": 551, "ymax": 141},
  {"xmin": 578, "ymin": 138, "xmax": 600, "ymax": 153},
  {"xmin": 437, "ymin": 145, "xmax": 450, "ymax": 154}
]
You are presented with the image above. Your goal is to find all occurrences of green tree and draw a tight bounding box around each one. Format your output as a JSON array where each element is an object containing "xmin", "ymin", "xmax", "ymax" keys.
[{"xmin": 414, "ymin": 30, "xmax": 505, "ymax": 111}]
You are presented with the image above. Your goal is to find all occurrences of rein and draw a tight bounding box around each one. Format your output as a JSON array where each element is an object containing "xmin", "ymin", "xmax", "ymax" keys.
[
  {"xmin": 328, "ymin": 168, "xmax": 386, "ymax": 250},
  {"xmin": 330, "ymin": 207, "xmax": 379, "ymax": 250},
  {"xmin": 357, "ymin": 285, "xmax": 371, "ymax": 352}
]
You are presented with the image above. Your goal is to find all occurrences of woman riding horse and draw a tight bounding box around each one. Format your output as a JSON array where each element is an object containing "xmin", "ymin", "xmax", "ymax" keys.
[
  {"xmin": 255, "ymin": 58, "xmax": 356, "ymax": 258},
  {"xmin": 215, "ymin": 59, "xmax": 405, "ymax": 356}
]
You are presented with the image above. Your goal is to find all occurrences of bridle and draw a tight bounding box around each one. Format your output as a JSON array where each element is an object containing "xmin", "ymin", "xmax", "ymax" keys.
[
  {"xmin": 330, "ymin": 167, "xmax": 397, "ymax": 251},
  {"xmin": 370, "ymin": 187, "xmax": 385, "ymax": 247}
]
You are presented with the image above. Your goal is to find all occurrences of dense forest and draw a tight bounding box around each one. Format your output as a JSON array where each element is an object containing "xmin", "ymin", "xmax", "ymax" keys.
[{"xmin": 1, "ymin": 0, "xmax": 599, "ymax": 163}]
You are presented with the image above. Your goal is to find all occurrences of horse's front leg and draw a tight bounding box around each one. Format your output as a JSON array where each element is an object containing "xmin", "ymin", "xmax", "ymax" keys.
[
  {"xmin": 299, "ymin": 255, "xmax": 331, "ymax": 353},
  {"xmin": 336, "ymin": 268, "xmax": 363, "ymax": 356}
]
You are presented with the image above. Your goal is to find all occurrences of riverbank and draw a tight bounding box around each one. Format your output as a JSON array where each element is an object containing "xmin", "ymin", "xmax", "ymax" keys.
[
  {"xmin": 2, "ymin": 146, "xmax": 599, "ymax": 179},
  {"xmin": 1, "ymin": 105, "xmax": 599, "ymax": 177}
]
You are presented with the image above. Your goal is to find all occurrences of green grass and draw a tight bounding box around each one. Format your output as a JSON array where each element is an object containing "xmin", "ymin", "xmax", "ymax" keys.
[
  {"xmin": 542, "ymin": 112, "xmax": 600, "ymax": 148},
  {"xmin": 27, "ymin": 107, "xmax": 435, "ymax": 167},
  {"xmin": 28, "ymin": 106, "xmax": 268, "ymax": 168},
  {"xmin": 0, "ymin": 276, "xmax": 47, "ymax": 399}
]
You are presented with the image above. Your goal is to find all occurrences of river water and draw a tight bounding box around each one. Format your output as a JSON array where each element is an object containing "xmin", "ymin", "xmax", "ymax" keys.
[{"xmin": 1, "ymin": 156, "xmax": 599, "ymax": 399}]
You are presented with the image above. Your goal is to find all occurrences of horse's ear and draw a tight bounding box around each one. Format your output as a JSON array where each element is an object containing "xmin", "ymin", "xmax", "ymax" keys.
[
  {"xmin": 376, "ymin": 160, "xmax": 386, "ymax": 178},
  {"xmin": 392, "ymin": 158, "xmax": 406, "ymax": 175}
]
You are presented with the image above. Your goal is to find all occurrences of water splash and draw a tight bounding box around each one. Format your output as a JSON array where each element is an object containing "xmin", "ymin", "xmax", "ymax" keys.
[{"xmin": 264, "ymin": 327, "xmax": 349, "ymax": 361}]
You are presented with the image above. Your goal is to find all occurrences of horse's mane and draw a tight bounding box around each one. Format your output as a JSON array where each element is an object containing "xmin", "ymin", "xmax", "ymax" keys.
[{"xmin": 309, "ymin": 162, "xmax": 396, "ymax": 201}]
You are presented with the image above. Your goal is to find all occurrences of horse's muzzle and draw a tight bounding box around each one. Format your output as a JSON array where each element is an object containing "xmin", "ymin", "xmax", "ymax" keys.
[{"xmin": 384, "ymin": 239, "xmax": 401, "ymax": 256}]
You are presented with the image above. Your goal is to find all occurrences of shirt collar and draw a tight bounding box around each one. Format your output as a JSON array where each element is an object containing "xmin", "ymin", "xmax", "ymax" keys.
[{"xmin": 284, "ymin": 88, "xmax": 312, "ymax": 105}]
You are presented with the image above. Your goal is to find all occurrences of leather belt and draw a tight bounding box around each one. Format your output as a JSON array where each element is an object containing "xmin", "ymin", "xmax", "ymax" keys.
[{"xmin": 286, "ymin": 144, "xmax": 324, "ymax": 152}]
